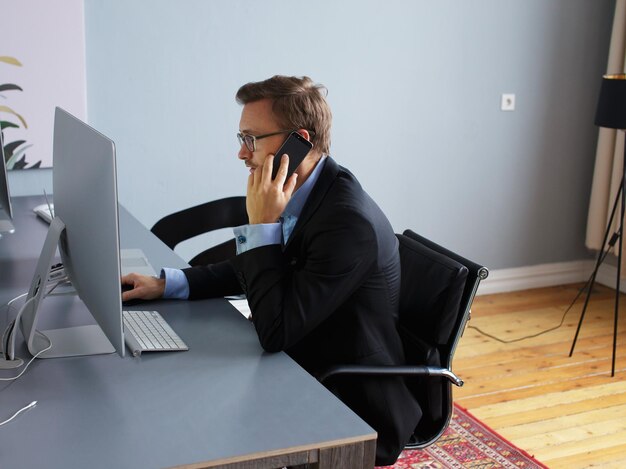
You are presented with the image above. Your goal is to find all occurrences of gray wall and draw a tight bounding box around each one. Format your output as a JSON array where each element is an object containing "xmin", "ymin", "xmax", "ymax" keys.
[{"xmin": 10, "ymin": 0, "xmax": 615, "ymax": 270}]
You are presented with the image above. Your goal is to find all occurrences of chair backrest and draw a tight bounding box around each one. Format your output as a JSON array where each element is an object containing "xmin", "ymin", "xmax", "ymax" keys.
[
  {"xmin": 397, "ymin": 230, "xmax": 488, "ymax": 448},
  {"xmin": 402, "ymin": 229, "xmax": 489, "ymax": 361},
  {"xmin": 150, "ymin": 196, "xmax": 248, "ymax": 266}
]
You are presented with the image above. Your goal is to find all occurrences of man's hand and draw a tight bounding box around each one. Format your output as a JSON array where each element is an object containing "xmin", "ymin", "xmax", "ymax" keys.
[
  {"xmin": 246, "ymin": 153, "xmax": 297, "ymax": 224},
  {"xmin": 121, "ymin": 273, "xmax": 166, "ymax": 302}
]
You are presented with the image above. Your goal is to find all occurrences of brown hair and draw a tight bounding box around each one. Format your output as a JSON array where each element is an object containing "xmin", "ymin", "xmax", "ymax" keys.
[{"xmin": 236, "ymin": 75, "xmax": 332, "ymax": 155}]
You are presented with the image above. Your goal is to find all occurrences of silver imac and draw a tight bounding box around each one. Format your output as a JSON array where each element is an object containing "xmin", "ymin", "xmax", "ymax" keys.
[
  {"xmin": 17, "ymin": 107, "xmax": 125, "ymax": 358},
  {"xmin": 0, "ymin": 130, "xmax": 15, "ymax": 235}
]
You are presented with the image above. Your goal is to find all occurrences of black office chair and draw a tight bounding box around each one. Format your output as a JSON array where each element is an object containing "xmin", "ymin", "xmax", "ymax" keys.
[
  {"xmin": 319, "ymin": 229, "xmax": 488, "ymax": 449},
  {"xmin": 150, "ymin": 196, "xmax": 248, "ymax": 266}
]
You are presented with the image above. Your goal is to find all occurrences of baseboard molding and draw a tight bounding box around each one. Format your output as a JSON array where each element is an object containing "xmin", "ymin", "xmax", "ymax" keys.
[
  {"xmin": 477, "ymin": 260, "xmax": 593, "ymax": 295},
  {"xmin": 477, "ymin": 259, "xmax": 626, "ymax": 295},
  {"xmin": 595, "ymin": 262, "xmax": 626, "ymax": 293}
]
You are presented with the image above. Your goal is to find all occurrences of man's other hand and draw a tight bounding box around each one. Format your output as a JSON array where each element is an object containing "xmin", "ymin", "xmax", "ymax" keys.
[{"xmin": 121, "ymin": 273, "xmax": 165, "ymax": 302}]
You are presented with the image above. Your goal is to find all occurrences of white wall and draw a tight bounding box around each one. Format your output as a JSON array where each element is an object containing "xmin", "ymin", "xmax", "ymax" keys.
[{"xmin": 10, "ymin": 0, "xmax": 615, "ymax": 269}]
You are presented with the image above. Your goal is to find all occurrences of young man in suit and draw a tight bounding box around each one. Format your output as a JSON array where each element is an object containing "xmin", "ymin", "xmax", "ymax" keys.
[{"xmin": 122, "ymin": 75, "xmax": 421, "ymax": 465}]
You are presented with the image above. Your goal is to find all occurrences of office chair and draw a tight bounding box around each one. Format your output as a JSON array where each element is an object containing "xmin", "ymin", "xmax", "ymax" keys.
[
  {"xmin": 151, "ymin": 196, "xmax": 248, "ymax": 266},
  {"xmin": 319, "ymin": 229, "xmax": 488, "ymax": 449}
]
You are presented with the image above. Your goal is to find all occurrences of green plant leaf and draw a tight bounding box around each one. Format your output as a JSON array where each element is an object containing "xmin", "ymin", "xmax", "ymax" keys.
[
  {"xmin": 4, "ymin": 140, "xmax": 26, "ymax": 156},
  {"xmin": 0, "ymin": 105, "xmax": 27, "ymax": 128},
  {"xmin": 0, "ymin": 57, "xmax": 22, "ymax": 66},
  {"xmin": 11, "ymin": 153, "xmax": 43, "ymax": 170},
  {"xmin": 6, "ymin": 143, "xmax": 33, "ymax": 169},
  {"xmin": 12, "ymin": 155, "xmax": 27, "ymax": 169},
  {"xmin": 12, "ymin": 155, "xmax": 40, "ymax": 170},
  {"xmin": 0, "ymin": 121, "xmax": 19, "ymax": 130},
  {"xmin": 0, "ymin": 84, "xmax": 23, "ymax": 92}
]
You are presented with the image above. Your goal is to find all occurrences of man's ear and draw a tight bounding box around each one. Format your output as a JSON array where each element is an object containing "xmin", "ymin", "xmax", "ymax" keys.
[{"xmin": 296, "ymin": 129, "xmax": 311, "ymax": 142}]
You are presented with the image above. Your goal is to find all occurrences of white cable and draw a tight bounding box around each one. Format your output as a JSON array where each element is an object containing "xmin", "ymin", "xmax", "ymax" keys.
[
  {"xmin": 1, "ymin": 320, "xmax": 15, "ymax": 356},
  {"xmin": 1, "ymin": 279, "xmax": 67, "ymax": 361},
  {"xmin": 2, "ymin": 292, "xmax": 29, "ymax": 343},
  {"xmin": 43, "ymin": 189, "xmax": 54, "ymax": 217},
  {"xmin": 45, "ymin": 279, "xmax": 75, "ymax": 297},
  {"xmin": 0, "ymin": 293, "xmax": 52, "ymax": 428},
  {"xmin": 3, "ymin": 293, "xmax": 28, "ymax": 309},
  {"xmin": 0, "ymin": 401, "xmax": 37, "ymax": 426},
  {"xmin": 2, "ymin": 295, "xmax": 34, "ymax": 361},
  {"xmin": 0, "ymin": 333, "xmax": 52, "ymax": 381},
  {"xmin": 2, "ymin": 318, "xmax": 15, "ymax": 346},
  {"xmin": 1, "ymin": 292, "xmax": 28, "ymax": 329}
]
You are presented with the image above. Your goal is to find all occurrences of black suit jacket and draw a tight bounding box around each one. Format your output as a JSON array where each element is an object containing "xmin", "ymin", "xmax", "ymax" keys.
[{"xmin": 183, "ymin": 157, "xmax": 421, "ymax": 465}]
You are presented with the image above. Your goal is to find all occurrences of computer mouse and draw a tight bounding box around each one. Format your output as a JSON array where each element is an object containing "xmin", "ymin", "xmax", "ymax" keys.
[{"xmin": 121, "ymin": 284, "xmax": 142, "ymax": 307}]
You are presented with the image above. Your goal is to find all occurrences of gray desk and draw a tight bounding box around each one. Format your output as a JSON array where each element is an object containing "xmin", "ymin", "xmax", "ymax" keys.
[{"xmin": 0, "ymin": 196, "xmax": 376, "ymax": 469}]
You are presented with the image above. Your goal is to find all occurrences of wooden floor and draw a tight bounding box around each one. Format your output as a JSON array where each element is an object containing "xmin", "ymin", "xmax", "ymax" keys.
[{"xmin": 454, "ymin": 283, "xmax": 626, "ymax": 468}]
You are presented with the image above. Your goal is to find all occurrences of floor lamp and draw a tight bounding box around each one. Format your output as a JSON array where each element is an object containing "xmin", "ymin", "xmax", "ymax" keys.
[{"xmin": 570, "ymin": 74, "xmax": 626, "ymax": 377}]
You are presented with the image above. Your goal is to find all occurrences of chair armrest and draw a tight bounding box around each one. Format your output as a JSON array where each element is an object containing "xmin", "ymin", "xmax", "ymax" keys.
[{"xmin": 318, "ymin": 365, "xmax": 464, "ymax": 387}]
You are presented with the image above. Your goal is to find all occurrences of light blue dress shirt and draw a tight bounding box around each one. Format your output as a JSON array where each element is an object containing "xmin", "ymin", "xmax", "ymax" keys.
[{"xmin": 162, "ymin": 156, "xmax": 328, "ymax": 299}]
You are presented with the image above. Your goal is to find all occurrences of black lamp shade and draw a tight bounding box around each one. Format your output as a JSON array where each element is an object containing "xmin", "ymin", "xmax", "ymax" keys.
[{"xmin": 595, "ymin": 74, "xmax": 626, "ymax": 129}]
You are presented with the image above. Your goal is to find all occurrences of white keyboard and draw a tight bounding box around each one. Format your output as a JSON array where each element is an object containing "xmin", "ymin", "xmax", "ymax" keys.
[{"xmin": 123, "ymin": 310, "xmax": 188, "ymax": 356}]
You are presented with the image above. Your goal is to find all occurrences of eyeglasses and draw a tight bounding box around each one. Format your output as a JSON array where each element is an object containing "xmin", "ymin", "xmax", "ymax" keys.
[{"xmin": 237, "ymin": 130, "xmax": 295, "ymax": 152}]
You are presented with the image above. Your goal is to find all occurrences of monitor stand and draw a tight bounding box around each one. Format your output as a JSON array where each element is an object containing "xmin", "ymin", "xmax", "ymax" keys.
[
  {"xmin": 17, "ymin": 216, "xmax": 114, "ymax": 359},
  {"xmin": 29, "ymin": 325, "xmax": 114, "ymax": 358},
  {"xmin": 0, "ymin": 216, "xmax": 14, "ymax": 234}
]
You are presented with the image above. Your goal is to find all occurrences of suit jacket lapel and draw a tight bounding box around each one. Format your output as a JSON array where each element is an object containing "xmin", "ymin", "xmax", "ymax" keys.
[{"xmin": 284, "ymin": 157, "xmax": 340, "ymax": 249}]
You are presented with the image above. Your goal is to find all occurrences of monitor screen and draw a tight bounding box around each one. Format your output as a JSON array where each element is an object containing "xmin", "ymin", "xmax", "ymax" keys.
[
  {"xmin": 18, "ymin": 107, "xmax": 125, "ymax": 358},
  {"xmin": 0, "ymin": 130, "xmax": 15, "ymax": 234}
]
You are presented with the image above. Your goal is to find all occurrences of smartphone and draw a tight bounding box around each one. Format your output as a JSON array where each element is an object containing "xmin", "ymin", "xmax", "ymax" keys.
[{"xmin": 271, "ymin": 131, "xmax": 313, "ymax": 180}]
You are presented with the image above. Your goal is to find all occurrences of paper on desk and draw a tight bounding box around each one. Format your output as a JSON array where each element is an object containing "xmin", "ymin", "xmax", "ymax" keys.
[{"xmin": 228, "ymin": 298, "xmax": 251, "ymax": 320}]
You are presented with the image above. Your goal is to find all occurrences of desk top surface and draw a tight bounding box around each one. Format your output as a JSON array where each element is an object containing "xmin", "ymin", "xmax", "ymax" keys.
[{"xmin": 0, "ymin": 196, "xmax": 374, "ymax": 469}]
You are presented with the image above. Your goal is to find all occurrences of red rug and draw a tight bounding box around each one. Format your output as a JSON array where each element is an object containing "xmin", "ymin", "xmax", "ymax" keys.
[{"xmin": 377, "ymin": 404, "xmax": 549, "ymax": 468}]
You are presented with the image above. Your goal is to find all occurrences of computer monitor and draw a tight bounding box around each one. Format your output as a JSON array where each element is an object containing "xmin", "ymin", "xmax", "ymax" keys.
[
  {"xmin": 17, "ymin": 107, "xmax": 125, "ymax": 358},
  {"xmin": 0, "ymin": 130, "xmax": 15, "ymax": 235}
]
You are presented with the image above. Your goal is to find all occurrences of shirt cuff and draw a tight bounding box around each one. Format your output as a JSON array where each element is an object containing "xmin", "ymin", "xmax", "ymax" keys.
[
  {"xmin": 161, "ymin": 267, "xmax": 190, "ymax": 299},
  {"xmin": 233, "ymin": 223, "xmax": 282, "ymax": 254}
]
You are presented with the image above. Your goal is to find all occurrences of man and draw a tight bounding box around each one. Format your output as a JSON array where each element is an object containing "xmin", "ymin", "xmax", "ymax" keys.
[{"xmin": 122, "ymin": 75, "xmax": 421, "ymax": 465}]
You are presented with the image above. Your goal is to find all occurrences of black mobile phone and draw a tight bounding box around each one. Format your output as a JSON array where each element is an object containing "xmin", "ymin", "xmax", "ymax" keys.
[{"xmin": 271, "ymin": 131, "xmax": 313, "ymax": 180}]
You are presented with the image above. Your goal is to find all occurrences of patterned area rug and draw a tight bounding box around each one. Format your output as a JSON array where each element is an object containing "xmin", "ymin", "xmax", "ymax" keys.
[{"xmin": 377, "ymin": 404, "xmax": 548, "ymax": 468}]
